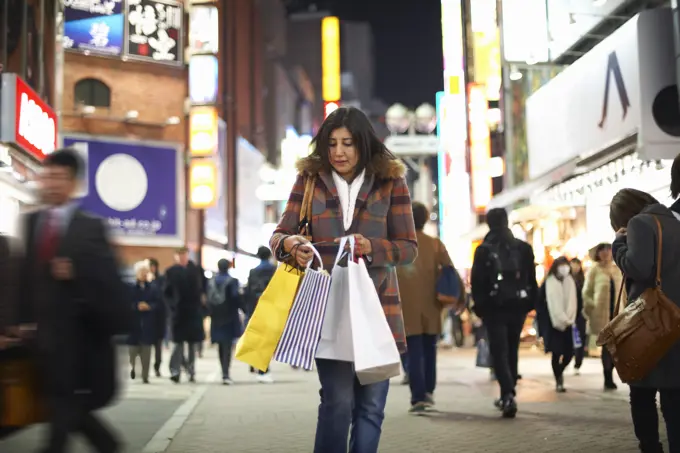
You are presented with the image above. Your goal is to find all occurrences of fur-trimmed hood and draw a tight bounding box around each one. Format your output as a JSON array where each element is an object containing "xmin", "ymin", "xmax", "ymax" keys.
[{"xmin": 295, "ymin": 154, "xmax": 406, "ymax": 180}]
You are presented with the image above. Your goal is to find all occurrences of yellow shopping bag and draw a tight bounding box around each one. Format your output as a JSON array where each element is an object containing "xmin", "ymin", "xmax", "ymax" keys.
[{"xmin": 235, "ymin": 264, "xmax": 303, "ymax": 371}]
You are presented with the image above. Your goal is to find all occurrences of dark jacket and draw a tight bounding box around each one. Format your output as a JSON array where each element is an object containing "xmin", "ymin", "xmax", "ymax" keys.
[
  {"xmin": 18, "ymin": 208, "xmax": 128, "ymax": 410},
  {"xmin": 209, "ymin": 272, "xmax": 242, "ymax": 344},
  {"xmin": 164, "ymin": 263, "xmax": 205, "ymax": 343},
  {"xmin": 244, "ymin": 260, "xmax": 276, "ymax": 315},
  {"xmin": 470, "ymin": 227, "xmax": 538, "ymax": 318},
  {"xmin": 0, "ymin": 234, "xmax": 19, "ymax": 332},
  {"xmin": 126, "ymin": 280, "xmax": 161, "ymax": 346},
  {"xmin": 612, "ymin": 203, "xmax": 680, "ymax": 388},
  {"xmin": 151, "ymin": 272, "xmax": 167, "ymax": 341}
]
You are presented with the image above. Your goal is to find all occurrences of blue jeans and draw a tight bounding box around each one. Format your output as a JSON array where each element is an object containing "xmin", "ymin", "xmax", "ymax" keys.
[
  {"xmin": 406, "ymin": 334, "xmax": 438, "ymax": 405},
  {"xmin": 314, "ymin": 359, "xmax": 389, "ymax": 453}
]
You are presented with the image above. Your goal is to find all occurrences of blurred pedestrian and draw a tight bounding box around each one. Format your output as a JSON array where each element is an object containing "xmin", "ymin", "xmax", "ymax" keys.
[
  {"xmin": 164, "ymin": 248, "xmax": 205, "ymax": 383},
  {"xmin": 127, "ymin": 260, "xmax": 161, "ymax": 384},
  {"xmin": 207, "ymin": 259, "xmax": 242, "ymax": 385},
  {"xmin": 582, "ymin": 243, "xmax": 624, "ymax": 390},
  {"xmin": 269, "ymin": 107, "xmax": 417, "ymax": 453},
  {"xmin": 396, "ymin": 202, "xmax": 456, "ymax": 414},
  {"xmin": 670, "ymin": 153, "xmax": 680, "ymax": 220},
  {"xmin": 147, "ymin": 258, "xmax": 167, "ymax": 377},
  {"xmin": 569, "ymin": 257, "xmax": 587, "ymax": 374},
  {"xmin": 610, "ymin": 188, "xmax": 680, "ymax": 452},
  {"xmin": 470, "ymin": 208, "xmax": 538, "ymax": 418},
  {"xmin": 16, "ymin": 148, "xmax": 129, "ymax": 453},
  {"xmin": 538, "ymin": 256, "xmax": 578, "ymax": 393},
  {"xmin": 244, "ymin": 246, "xmax": 276, "ymax": 383}
]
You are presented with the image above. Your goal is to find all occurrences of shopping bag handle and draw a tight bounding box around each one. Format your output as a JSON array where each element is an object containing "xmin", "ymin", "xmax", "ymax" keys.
[
  {"xmin": 333, "ymin": 236, "xmax": 356, "ymax": 266},
  {"xmin": 306, "ymin": 243, "xmax": 325, "ymax": 271}
]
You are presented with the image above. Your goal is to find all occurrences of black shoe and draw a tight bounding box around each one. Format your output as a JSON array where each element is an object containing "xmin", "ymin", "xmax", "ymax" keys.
[
  {"xmin": 556, "ymin": 375, "xmax": 566, "ymax": 393},
  {"xmin": 155, "ymin": 369, "xmax": 161, "ymax": 378},
  {"xmin": 604, "ymin": 381, "xmax": 618, "ymax": 391},
  {"xmin": 501, "ymin": 395, "xmax": 517, "ymax": 418},
  {"xmin": 494, "ymin": 398, "xmax": 503, "ymax": 410},
  {"xmin": 170, "ymin": 375, "xmax": 180, "ymax": 383},
  {"xmin": 130, "ymin": 370, "xmax": 136, "ymax": 380},
  {"xmin": 189, "ymin": 375, "xmax": 196, "ymax": 383},
  {"xmin": 143, "ymin": 378, "xmax": 149, "ymax": 384}
]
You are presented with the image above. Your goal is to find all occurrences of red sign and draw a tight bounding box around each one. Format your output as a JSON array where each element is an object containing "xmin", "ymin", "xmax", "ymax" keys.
[{"xmin": 11, "ymin": 75, "xmax": 57, "ymax": 161}]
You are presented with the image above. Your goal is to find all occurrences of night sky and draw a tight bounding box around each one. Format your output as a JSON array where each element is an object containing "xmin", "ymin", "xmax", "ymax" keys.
[{"xmin": 288, "ymin": 0, "xmax": 444, "ymax": 109}]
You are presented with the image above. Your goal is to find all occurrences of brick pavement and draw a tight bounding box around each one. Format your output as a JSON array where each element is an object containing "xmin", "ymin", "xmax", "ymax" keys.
[{"xmin": 164, "ymin": 347, "xmax": 660, "ymax": 453}]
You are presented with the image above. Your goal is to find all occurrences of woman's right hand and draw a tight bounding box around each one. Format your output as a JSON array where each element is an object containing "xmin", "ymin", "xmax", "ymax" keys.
[{"xmin": 283, "ymin": 235, "xmax": 313, "ymax": 267}]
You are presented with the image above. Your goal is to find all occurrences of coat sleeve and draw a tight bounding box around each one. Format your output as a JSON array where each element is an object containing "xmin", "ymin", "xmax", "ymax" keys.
[
  {"xmin": 270, "ymin": 174, "xmax": 306, "ymax": 266},
  {"xmin": 470, "ymin": 245, "xmax": 489, "ymax": 308},
  {"xmin": 523, "ymin": 243, "xmax": 539, "ymax": 310},
  {"xmin": 367, "ymin": 177, "xmax": 418, "ymax": 267},
  {"xmin": 612, "ymin": 216, "xmax": 655, "ymax": 283},
  {"xmin": 581, "ymin": 268, "xmax": 596, "ymax": 319}
]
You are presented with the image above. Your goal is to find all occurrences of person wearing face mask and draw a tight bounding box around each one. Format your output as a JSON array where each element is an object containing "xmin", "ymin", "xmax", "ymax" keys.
[{"xmin": 538, "ymin": 257, "xmax": 579, "ymax": 393}]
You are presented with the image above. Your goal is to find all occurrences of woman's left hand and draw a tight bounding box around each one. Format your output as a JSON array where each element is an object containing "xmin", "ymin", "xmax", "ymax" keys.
[{"xmin": 335, "ymin": 234, "xmax": 372, "ymax": 256}]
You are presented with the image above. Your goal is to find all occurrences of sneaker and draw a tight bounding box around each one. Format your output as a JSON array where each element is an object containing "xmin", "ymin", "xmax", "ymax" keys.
[
  {"xmin": 409, "ymin": 402, "xmax": 428, "ymax": 415},
  {"xmin": 501, "ymin": 396, "xmax": 518, "ymax": 419},
  {"xmin": 424, "ymin": 393, "xmax": 435, "ymax": 408},
  {"xmin": 257, "ymin": 373, "xmax": 274, "ymax": 384},
  {"xmin": 222, "ymin": 378, "xmax": 234, "ymax": 385},
  {"xmin": 130, "ymin": 369, "xmax": 136, "ymax": 380}
]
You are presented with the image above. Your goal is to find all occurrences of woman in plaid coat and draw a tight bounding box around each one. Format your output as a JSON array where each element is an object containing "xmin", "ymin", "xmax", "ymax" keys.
[{"xmin": 270, "ymin": 107, "xmax": 418, "ymax": 453}]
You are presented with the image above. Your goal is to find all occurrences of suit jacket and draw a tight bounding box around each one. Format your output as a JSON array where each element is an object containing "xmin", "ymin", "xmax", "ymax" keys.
[
  {"xmin": 270, "ymin": 154, "xmax": 418, "ymax": 353},
  {"xmin": 612, "ymin": 203, "xmax": 680, "ymax": 388},
  {"xmin": 19, "ymin": 208, "xmax": 128, "ymax": 409}
]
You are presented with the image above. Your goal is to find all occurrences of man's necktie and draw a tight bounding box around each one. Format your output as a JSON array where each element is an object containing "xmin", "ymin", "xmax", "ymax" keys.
[{"xmin": 38, "ymin": 210, "xmax": 58, "ymax": 263}]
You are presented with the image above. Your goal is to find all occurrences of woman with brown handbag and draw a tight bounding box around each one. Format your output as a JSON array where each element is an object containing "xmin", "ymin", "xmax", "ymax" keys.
[{"xmin": 610, "ymin": 188, "xmax": 680, "ymax": 453}]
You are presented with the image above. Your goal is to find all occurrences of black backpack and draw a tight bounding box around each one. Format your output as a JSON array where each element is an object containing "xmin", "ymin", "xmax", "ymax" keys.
[{"xmin": 480, "ymin": 239, "xmax": 526, "ymax": 303}]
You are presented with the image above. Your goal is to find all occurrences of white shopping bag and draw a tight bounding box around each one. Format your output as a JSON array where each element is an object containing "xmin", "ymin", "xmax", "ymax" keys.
[
  {"xmin": 315, "ymin": 237, "xmax": 354, "ymax": 362},
  {"xmin": 347, "ymin": 237, "xmax": 402, "ymax": 385}
]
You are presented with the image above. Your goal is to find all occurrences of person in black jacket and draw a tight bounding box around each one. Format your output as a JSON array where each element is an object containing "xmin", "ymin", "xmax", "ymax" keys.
[
  {"xmin": 470, "ymin": 208, "xmax": 538, "ymax": 418},
  {"xmin": 147, "ymin": 258, "xmax": 166, "ymax": 377},
  {"xmin": 670, "ymin": 153, "xmax": 680, "ymax": 219}
]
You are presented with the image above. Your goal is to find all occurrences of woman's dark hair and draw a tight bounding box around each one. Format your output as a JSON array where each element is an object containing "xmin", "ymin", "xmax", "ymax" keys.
[
  {"xmin": 592, "ymin": 243, "xmax": 611, "ymax": 263},
  {"xmin": 548, "ymin": 256, "xmax": 570, "ymax": 278},
  {"xmin": 412, "ymin": 202, "xmax": 428, "ymax": 231},
  {"xmin": 672, "ymin": 153, "xmax": 680, "ymax": 199},
  {"xmin": 309, "ymin": 107, "xmax": 396, "ymax": 176},
  {"xmin": 609, "ymin": 188, "xmax": 659, "ymax": 231},
  {"xmin": 570, "ymin": 257, "xmax": 585, "ymax": 287}
]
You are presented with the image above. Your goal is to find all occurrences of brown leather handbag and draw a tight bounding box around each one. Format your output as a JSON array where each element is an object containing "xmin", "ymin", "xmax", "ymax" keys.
[
  {"xmin": 0, "ymin": 347, "xmax": 47, "ymax": 427},
  {"xmin": 597, "ymin": 215, "xmax": 680, "ymax": 383}
]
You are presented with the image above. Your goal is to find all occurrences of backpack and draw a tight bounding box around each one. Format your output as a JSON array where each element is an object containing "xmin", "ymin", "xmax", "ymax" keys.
[
  {"xmin": 480, "ymin": 239, "xmax": 525, "ymax": 303},
  {"xmin": 207, "ymin": 276, "xmax": 231, "ymax": 307},
  {"xmin": 247, "ymin": 266, "xmax": 275, "ymax": 311}
]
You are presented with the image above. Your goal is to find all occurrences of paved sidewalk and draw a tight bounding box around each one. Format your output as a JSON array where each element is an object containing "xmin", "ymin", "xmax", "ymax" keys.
[
  {"xmin": 163, "ymin": 347, "xmax": 656, "ymax": 453},
  {"xmin": 0, "ymin": 346, "xmax": 222, "ymax": 453}
]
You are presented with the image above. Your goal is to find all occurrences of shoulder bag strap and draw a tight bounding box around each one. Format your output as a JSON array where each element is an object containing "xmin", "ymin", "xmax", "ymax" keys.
[
  {"xmin": 614, "ymin": 215, "xmax": 664, "ymax": 316},
  {"xmin": 651, "ymin": 215, "xmax": 663, "ymax": 288},
  {"xmin": 299, "ymin": 176, "xmax": 316, "ymax": 223}
]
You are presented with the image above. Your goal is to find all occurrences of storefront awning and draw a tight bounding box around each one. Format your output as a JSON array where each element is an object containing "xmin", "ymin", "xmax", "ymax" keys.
[{"xmin": 485, "ymin": 158, "xmax": 579, "ymax": 212}]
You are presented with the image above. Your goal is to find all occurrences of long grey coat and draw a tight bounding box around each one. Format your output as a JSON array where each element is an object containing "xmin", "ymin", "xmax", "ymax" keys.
[{"xmin": 612, "ymin": 203, "xmax": 680, "ymax": 389}]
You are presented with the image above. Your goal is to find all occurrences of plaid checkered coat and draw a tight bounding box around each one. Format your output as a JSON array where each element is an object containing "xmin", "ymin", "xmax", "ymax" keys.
[{"xmin": 270, "ymin": 154, "xmax": 418, "ymax": 353}]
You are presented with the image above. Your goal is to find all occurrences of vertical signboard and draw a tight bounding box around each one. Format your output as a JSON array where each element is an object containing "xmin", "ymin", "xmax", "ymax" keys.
[
  {"xmin": 468, "ymin": 84, "xmax": 492, "ymax": 211},
  {"xmin": 125, "ymin": 0, "xmax": 183, "ymax": 65},
  {"xmin": 189, "ymin": 5, "xmax": 219, "ymax": 54},
  {"xmin": 322, "ymin": 16, "xmax": 341, "ymax": 102},
  {"xmin": 63, "ymin": 0, "xmax": 125, "ymax": 56}
]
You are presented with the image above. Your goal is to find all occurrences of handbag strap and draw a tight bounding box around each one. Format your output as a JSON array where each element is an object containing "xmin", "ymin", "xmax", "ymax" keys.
[
  {"xmin": 299, "ymin": 176, "xmax": 316, "ymax": 224},
  {"xmin": 613, "ymin": 214, "xmax": 664, "ymax": 316}
]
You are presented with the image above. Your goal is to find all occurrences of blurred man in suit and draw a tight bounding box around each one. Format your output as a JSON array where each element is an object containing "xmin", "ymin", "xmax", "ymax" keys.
[{"xmin": 17, "ymin": 148, "xmax": 129, "ymax": 453}]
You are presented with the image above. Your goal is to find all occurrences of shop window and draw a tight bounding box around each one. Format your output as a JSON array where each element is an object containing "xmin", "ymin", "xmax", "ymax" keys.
[{"xmin": 74, "ymin": 78, "xmax": 111, "ymax": 108}]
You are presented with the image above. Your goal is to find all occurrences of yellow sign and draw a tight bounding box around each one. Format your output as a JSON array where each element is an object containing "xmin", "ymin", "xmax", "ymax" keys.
[
  {"xmin": 472, "ymin": 29, "xmax": 502, "ymax": 101},
  {"xmin": 189, "ymin": 106, "xmax": 218, "ymax": 156},
  {"xmin": 189, "ymin": 159, "xmax": 218, "ymax": 209},
  {"xmin": 322, "ymin": 16, "xmax": 341, "ymax": 102}
]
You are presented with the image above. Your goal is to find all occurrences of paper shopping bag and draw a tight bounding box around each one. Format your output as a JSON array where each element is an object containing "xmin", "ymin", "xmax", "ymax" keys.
[
  {"xmin": 235, "ymin": 264, "xmax": 303, "ymax": 371},
  {"xmin": 275, "ymin": 246, "xmax": 332, "ymax": 370},
  {"xmin": 316, "ymin": 238, "xmax": 354, "ymax": 362},
  {"xmin": 347, "ymin": 239, "xmax": 401, "ymax": 385}
]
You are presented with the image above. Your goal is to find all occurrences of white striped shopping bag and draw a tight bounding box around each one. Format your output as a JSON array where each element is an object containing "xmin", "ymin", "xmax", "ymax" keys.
[{"xmin": 274, "ymin": 245, "xmax": 332, "ymax": 370}]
